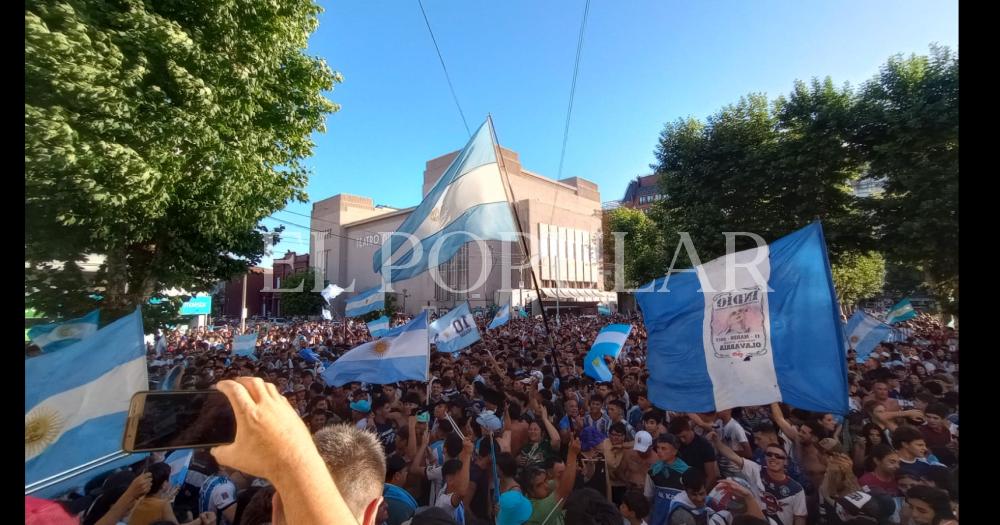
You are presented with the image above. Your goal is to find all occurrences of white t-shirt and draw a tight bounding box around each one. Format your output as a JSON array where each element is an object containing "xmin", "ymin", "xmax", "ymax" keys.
[
  {"xmin": 199, "ymin": 475, "xmax": 237, "ymax": 525},
  {"xmin": 435, "ymin": 484, "xmax": 466, "ymax": 524},
  {"xmin": 740, "ymin": 459, "xmax": 807, "ymax": 525},
  {"xmin": 717, "ymin": 419, "xmax": 750, "ymax": 476}
]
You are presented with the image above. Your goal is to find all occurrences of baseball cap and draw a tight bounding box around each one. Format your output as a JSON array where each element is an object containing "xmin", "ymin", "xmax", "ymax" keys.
[
  {"xmin": 633, "ymin": 431, "xmax": 653, "ymax": 453},
  {"xmin": 835, "ymin": 490, "xmax": 894, "ymax": 523},
  {"xmin": 350, "ymin": 400, "xmax": 371, "ymax": 413},
  {"xmin": 497, "ymin": 491, "xmax": 533, "ymax": 525}
]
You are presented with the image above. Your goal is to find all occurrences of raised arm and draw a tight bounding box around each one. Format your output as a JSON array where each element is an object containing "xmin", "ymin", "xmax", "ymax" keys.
[
  {"xmin": 707, "ymin": 431, "xmax": 745, "ymax": 470},
  {"xmin": 539, "ymin": 405, "xmax": 562, "ymax": 449},
  {"xmin": 449, "ymin": 437, "xmax": 475, "ymax": 507},
  {"xmin": 687, "ymin": 412, "xmax": 716, "ymax": 432},
  {"xmin": 406, "ymin": 414, "xmax": 418, "ymax": 461},
  {"xmin": 770, "ymin": 402, "xmax": 801, "ymax": 443},
  {"xmin": 556, "ymin": 438, "xmax": 582, "ymax": 501}
]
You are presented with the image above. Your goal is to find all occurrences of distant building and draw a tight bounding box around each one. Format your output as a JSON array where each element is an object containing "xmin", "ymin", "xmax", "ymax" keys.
[{"xmin": 621, "ymin": 174, "xmax": 664, "ymax": 212}]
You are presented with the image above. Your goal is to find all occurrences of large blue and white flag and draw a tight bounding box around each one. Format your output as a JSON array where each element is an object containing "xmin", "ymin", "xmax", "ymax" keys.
[
  {"xmin": 636, "ymin": 222, "xmax": 849, "ymax": 414},
  {"xmin": 846, "ymin": 311, "xmax": 893, "ymax": 363},
  {"xmin": 233, "ymin": 334, "xmax": 258, "ymax": 360},
  {"xmin": 165, "ymin": 448, "xmax": 194, "ymax": 490},
  {"xmin": 367, "ymin": 316, "xmax": 390, "ymax": 338},
  {"xmin": 430, "ymin": 303, "xmax": 481, "ymax": 353},
  {"xmin": 372, "ymin": 119, "xmax": 517, "ymax": 283},
  {"xmin": 346, "ymin": 287, "xmax": 385, "ymax": 318},
  {"xmin": 487, "ymin": 304, "xmax": 510, "ymax": 330},
  {"xmin": 28, "ymin": 310, "xmax": 100, "ymax": 352},
  {"xmin": 886, "ymin": 299, "xmax": 918, "ymax": 324},
  {"xmin": 25, "ymin": 309, "xmax": 149, "ymax": 490},
  {"xmin": 583, "ymin": 324, "xmax": 633, "ymax": 382},
  {"xmin": 321, "ymin": 312, "xmax": 430, "ymax": 386}
]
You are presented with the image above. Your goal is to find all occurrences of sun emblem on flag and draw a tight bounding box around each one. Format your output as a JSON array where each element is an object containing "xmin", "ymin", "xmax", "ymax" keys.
[
  {"xmin": 850, "ymin": 335, "xmax": 859, "ymax": 344},
  {"xmin": 372, "ymin": 340, "xmax": 391, "ymax": 357},
  {"xmin": 54, "ymin": 325, "xmax": 81, "ymax": 338},
  {"xmin": 25, "ymin": 407, "xmax": 65, "ymax": 459}
]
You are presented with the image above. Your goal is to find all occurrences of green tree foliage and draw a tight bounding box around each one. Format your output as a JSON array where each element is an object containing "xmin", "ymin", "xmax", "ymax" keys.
[
  {"xmin": 830, "ymin": 251, "xmax": 886, "ymax": 306},
  {"xmin": 25, "ymin": 0, "xmax": 340, "ymax": 321},
  {"xmin": 277, "ymin": 269, "xmax": 327, "ymax": 317},
  {"xmin": 605, "ymin": 207, "xmax": 664, "ymax": 288},
  {"xmin": 854, "ymin": 45, "xmax": 958, "ymax": 314}
]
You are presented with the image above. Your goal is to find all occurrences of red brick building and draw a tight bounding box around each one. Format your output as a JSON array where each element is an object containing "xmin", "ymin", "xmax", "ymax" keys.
[
  {"xmin": 264, "ymin": 251, "xmax": 310, "ymax": 317},
  {"xmin": 220, "ymin": 266, "xmax": 268, "ymax": 318}
]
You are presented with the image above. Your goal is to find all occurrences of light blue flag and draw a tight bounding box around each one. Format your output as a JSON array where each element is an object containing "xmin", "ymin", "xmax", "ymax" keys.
[
  {"xmin": 583, "ymin": 325, "xmax": 633, "ymax": 382},
  {"xmin": 159, "ymin": 363, "xmax": 186, "ymax": 390},
  {"xmin": 233, "ymin": 334, "xmax": 258, "ymax": 360},
  {"xmin": 636, "ymin": 222, "xmax": 849, "ymax": 414},
  {"xmin": 372, "ymin": 119, "xmax": 518, "ymax": 283},
  {"xmin": 25, "ymin": 309, "xmax": 149, "ymax": 492},
  {"xmin": 321, "ymin": 312, "xmax": 430, "ymax": 386},
  {"xmin": 517, "ymin": 307, "xmax": 529, "ymax": 318},
  {"xmin": 367, "ymin": 316, "xmax": 390, "ymax": 338},
  {"xmin": 165, "ymin": 448, "xmax": 194, "ymax": 489},
  {"xmin": 488, "ymin": 304, "xmax": 510, "ymax": 330},
  {"xmin": 886, "ymin": 299, "xmax": 918, "ymax": 324},
  {"xmin": 346, "ymin": 287, "xmax": 385, "ymax": 318},
  {"xmin": 299, "ymin": 348, "xmax": 321, "ymax": 363},
  {"xmin": 28, "ymin": 310, "xmax": 99, "ymax": 352},
  {"xmin": 846, "ymin": 311, "xmax": 893, "ymax": 363},
  {"xmin": 597, "ymin": 305, "xmax": 612, "ymax": 316},
  {"xmin": 430, "ymin": 303, "xmax": 481, "ymax": 353}
]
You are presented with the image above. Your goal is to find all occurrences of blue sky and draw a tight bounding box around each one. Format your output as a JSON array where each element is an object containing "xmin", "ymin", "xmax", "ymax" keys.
[{"xmin": 260, "ymin": 0, "xmax": 957, "ymax": 266}]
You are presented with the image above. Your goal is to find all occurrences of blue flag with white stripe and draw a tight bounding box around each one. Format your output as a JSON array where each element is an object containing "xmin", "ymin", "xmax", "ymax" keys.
[
  {"xmin": 636, "ymin": 222, "xmax": 849, "ymax": 414},
  {"xmin": 488, "ymin": 304, "xmax": 510, "ymax": 330},
  {"xmin": 886, "ymin": 298, "xmax": 918, "ymax": 324},
  {"xmin": 431, "ymin": 303, "xmax": 481, "ymax": 353},
  {"xmin": 372, "ymin": 119, "xmax": 517, "ymax": 283},
  {"xmin": 367, "ymin": 316, "xmax": 390, "ymax": 338},
  {"xmin": 321, "ymin": 312, "xmax": 430, "ymax": 386},
  {"xmin": 165, "ymin": 448, "xmax": 194, "ymax": 489},
  {"xmin": 159, "ymin": 363, "xmax": 185, "ymax": 390},
  {"xmin": 25, "ymin": 309, "xmax": 149, "ymax": 491},
  {"xmin": 583, "ymin": 324, "xmax": 633, "ymax": 382},
  {"xmin": 846, "ymin": 311, "xmax": 893, "ymax": 363},
  {"xmin": 233, "ymin": 334, "xmax": 258, "ymax": 360},
  {"xmin": 346, "ymin": 287, "xmax": 385, "ymax": 318},
  {"xmin": 28, "ymin": 310, "xmax": 100, "ymax": 352}
]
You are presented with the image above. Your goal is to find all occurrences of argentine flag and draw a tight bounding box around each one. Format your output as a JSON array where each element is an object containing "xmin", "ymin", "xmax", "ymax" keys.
[
  {"xmin": 372, "ymin": 119, "xmax": 517, "ymax": 283},
  {"xmin": 346, "ymin": 287, "xmax": 385, "ymax": 318},
  {"xmin": 583, "ymin": 324, "xmax": 633, "ymax": 382},
  {"xmin": 233, "ymin": 334, "xmax": 258, "ymax": 360},
  {"xmin": 26, "ymin": 309, "xmax": 149, "ymax": 491},
  {"xmin": 636, "ymin": 222, "xmax": 849, "ymax": 414},
  {"xmin": 488, "ymin": 304, "xmax": 510, "ymax": 330},
  {"xmin": 367, "ymin": 316, "xmax": 390, "ymax": 338},
  {"xmin": 430, "ymin": 303, "xmax": 481, "ymax": 353},
  {"xmin": 886, "ymin": 299, "xmax": 918, "ymax": 324},
  {"xmin": 321, "ymin": 311, "xmax": 431, "ymax": 386},
  {"xmin": 159, "ymin": 363, "xmax": 185, "ymax": 390},
  {"xmin": 165, "ymin": 448, "xmax": 194, "ymax": 490},
  {"xmin": 846, "ymin": 311, "xmax": 893, "ymax": 363},
  {"xmin": 28, "ymin": 310, "xmax": 99, "ymax": 352}
]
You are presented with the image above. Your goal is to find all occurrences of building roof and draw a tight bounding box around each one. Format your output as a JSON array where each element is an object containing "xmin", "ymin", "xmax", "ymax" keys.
[{"xmin": 622, "ymin": 174, "xmax": 661, "ymax": 203}]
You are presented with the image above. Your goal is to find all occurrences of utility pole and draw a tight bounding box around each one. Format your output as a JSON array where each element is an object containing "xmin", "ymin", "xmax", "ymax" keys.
[{"xmin": 240, "ymin": 273, "xmax": 247, "ymax": 334}]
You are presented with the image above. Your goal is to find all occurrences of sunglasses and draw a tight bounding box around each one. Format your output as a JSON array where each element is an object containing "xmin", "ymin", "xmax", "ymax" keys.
[{"xmin": 765, "ymin": 452, "xmax": 787, "ymax": 460}]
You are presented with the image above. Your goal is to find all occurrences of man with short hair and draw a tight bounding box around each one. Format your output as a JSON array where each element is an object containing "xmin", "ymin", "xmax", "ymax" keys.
[
  {"xmin": 644, "ymin": 433, "xmax": 689, "ymax": 525},
  {"xmin": 892, "ymin": 425, "xmax": 946, "ymax": 480},
  {"xmin": 710, "ymin": 431, "xmax": 807, "ymax": 525},
  {"xmin": 608, "ymin": 400, "xmax": 636, "ymax": 440},
  {"xmin": 585, "ymin": 393, "xmax": 612, "ymax": 435},
  {"xmin": 372, "ymin": 396, "xmax": 398, "ymax": 454},
  {"xmin": 627, "ymin": 389, "xmax": 652, "ymax": 430},
  {"xmin": 312, "ymin": 424, "xmax": 388, "ymax": 525},
  {"xmin": 669, "ymin": 416, "xmax": 720, "ymax": 488},
  {"xmin": 921, "ymin": 403, "xmax": 953, "ymax": 455},
  {"xmin": 383, "ymin": 454, "xmax": 417, "ymax": 525},
  {"xmin": 435, "ymin": 437, "xmax": 474, "ymax": 524},
  {"xmin": 865, "ymin": 381, "xmax": 902, "ymax": 412},
  {"xmin": 667, "ymin": 469, "xmax": 713, "ymax": 525}
]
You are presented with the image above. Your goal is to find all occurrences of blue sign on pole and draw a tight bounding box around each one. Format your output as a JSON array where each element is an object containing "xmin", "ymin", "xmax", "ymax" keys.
[{"xmin": 179, "ymin": 296, "xmax": 212, "ymax": 315}]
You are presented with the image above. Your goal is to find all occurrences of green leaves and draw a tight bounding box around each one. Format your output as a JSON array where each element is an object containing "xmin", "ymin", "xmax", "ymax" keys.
[{"xmin": 26, "ymin": 0, "xmax": 340, "ymax": 325}]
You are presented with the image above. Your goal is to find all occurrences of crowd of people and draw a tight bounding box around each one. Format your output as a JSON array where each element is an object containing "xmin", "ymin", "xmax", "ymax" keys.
[{"xmin": 31, "ymin": 309, "xmax": 958, "ymax": 525}]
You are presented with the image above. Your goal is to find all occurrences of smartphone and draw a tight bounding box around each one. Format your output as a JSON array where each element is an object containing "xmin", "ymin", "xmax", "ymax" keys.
[{"xmin": 123, "ymin": 390, "xmax": 236, "ymax": 453}]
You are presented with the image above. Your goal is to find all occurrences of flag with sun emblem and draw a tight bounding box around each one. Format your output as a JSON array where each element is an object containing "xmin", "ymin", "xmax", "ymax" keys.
[
  {"xmin": 25, "ymin": 308, "xmax": 148, "ymax": 490},
  {"xmin": 27, "ymin": 310, "xmax": 100, "ymax": 353},
  {"xmin": 321, "ymin": 311, "xmax": 430, "ymax": 386}
]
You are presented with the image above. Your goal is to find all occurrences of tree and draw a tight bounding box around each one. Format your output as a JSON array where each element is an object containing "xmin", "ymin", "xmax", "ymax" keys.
[
  {"xmin": 604, "ymin": 207, "xmax": 664, "ymax": 289},
  {"xmin": 277, "ymin": 269, "xmax": 327, "ymax": 317},
  {"xmin": 25, "ymin": 0, "xmax": 340, "ymax": 321},
  {"xmin": 854, "ymin": 45, "xmax": 958, "ymax": 315},
  {"xmin": 830, "ymin": 251, "xmax": 886, "ymax": 307}
]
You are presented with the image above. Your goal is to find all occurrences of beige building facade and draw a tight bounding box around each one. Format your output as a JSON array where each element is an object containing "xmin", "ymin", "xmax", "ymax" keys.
[{"xmin": 311, "ymin": 147, "xmax": 615, "ymax": 315}]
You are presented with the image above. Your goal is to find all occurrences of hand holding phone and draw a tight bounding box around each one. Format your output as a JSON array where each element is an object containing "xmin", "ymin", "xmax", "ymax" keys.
[{"xmin": 123, "ymin": 391, "xmax": 236, "ymax": 452}]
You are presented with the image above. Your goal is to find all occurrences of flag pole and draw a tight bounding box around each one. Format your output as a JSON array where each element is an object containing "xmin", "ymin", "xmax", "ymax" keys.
[{"xmin": 487, "ymin": 115, "xmax": 565, "ymax": 382}]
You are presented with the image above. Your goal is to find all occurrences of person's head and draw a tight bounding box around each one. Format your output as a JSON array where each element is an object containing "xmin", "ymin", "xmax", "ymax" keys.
[
  {"xmin": 668, "ymin": 416, "xmax": 695, "ymax": 445},
  {"xmin": 312, "ymin": 424, "xmax": 386, "ymax": 525},
  {"xmin": 763, "ymin": 444, "xmax": 788, "ymax": 475},
  {"xmin": 870, "ymin": 444, "xmax": 900, "ymax": 476},
  {"xmin": 609, "ymin": 422, "xmax": 627, "ymax": 446},
  {"xmin": 385, "ymin": 453, "xmax": 408, "ymax": 486},
  {"xmin": 517, "ymin": 466, "xmax": 551, "ymax": 500},
  {"xmin": 681, "ymin": 469, "xmax": 708, "ymax": 508},
  {"xmin": 444, "ymin": 432, "xmax": 464, "ymax": 459},
  {"xmin": 564, "ymin": 488, "xmax": 623, "ymax": 525},
  {"xmin": 914, "ymin": 392, "xmax": 935, "ymax": 413},
  {"xmin": 608, "ymin": 400, "xmax": 627, "ymax": 422},
  {"xmin": 527, "ymin": 419, "xmax": 544, "ymax": 443},
  {"xmin": 433, "ymin": 400, "xmax": 449, "ymax": 420},
  {"xmin": 861, "ymin": 423, "xmax": 884, "ymax": 448},
  {"xmin": 382, "ymin": 384, "xmax": 397, "ymax": 399},
  {"xmin": 596, "ymin": 383, "xmax": 611, "ymax": 398},
  {"xmin": 863, "ymin": 400, "xmax": 888, "ymax": 425},
  {"xmin": 564, "ymin": 398, "xmax": 579, "ymax": 417},
  {"xmin": 897, "ymin": 472, "xmax": 925, "ymax": 495},
  {"xmin": 642, "ymin": 411, "xmax": 662, "ymax": 435},
  {"xmin": 496, "ymin": 452, "xmax": 519, "ymax": 479},
  {"xmin": 892, "ymin": 425, "xmax": 928, "ymax": 459},
  {"xmin": 619, "ymin": 490, "xmax": 651, "ymax": 522},
  {"xmin": 432, "ymin": 381, "xmax": 443, "ymax": 396},
  {"xmin": 372, "ymin": 397, "xmax": 389, "ymax": 419},
  {"xmin": 906, "ymin": 485, "xmax": 956, "ymax": 525},
  {"xmin": 238, "ymin": 486, "xmax": 276, "ymax": 525},
  {"xmin": 589, "ymin": 394, "xmax": 604, "ymax": 417},
  {"xmin": 441, "ymin": 458, "xmax": 464, "ymax": 486},
  {"xmin": 147, "ymin": 462, "xmax": 172, "ymax": 496},
  {"xmin": 816, "ymin": 413, "xmax": 837, "ymax": 433},
  {"xmin": 655, "ymin": 434, "xmax": 679, "ymax": 462},
  {"xmin": 753, "ymin": 421, "xmax": 779, "ymax": 451},
  {"xmin": 310, "ymin": 410, "xmax": 328, "ymax": 430},
  {"xmin": 635, "ymin": 389, "xmax": 651, "ymax": 410},
  {"xmin": 924, "ymin": 403, "xmax": 949, "ymax": 430},
  {"xmin": 872, "ymin": 382, "xmax": 890, "ymax": 401}
]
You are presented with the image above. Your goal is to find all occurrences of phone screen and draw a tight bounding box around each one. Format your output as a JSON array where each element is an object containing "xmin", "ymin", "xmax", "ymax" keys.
[{"xmin": 124, "ymin": 391, "xmax": 236, "ymax": 452}]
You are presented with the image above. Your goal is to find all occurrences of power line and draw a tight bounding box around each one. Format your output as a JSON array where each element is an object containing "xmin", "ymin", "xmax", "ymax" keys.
[
  {"xmin": 277, "ymin": 208, "xmax": 339, "ymax": 226},
  {"xmin": 557, "ymin": 0, "xmax": 592, "ymax": 180},
  {"xmin": 264, "ymin": 215, "xmax": 365, "ymax": 244},
  {"xmin": 417, "ymin": 0, "xmax": 471, "ymax": 137}
]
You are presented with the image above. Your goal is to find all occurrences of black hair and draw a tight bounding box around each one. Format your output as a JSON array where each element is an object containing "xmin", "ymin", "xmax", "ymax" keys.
[
  {"xmin": 442, "ymin": 458, "xmax": 463, "ymax": 479},
  {"xmin": 891, "ymin": 425, "xmax": 924, "ymax": 449},
  {"xmin": 681, "ymin": 468, "xmax": 707, "ymax": 491},
  {"xmin": 564, "ymin": 488, "xmax": 623, "ymax": 525},
  {"xmin": 609, "ymin": 422, "xmax": 627, "ymax": 436},
  {"xmin": 642, "ymin": 409, "xmax": 663, "ymax": 424},
  {"xmin": 516, "ymin": 466, "xmax": 547, "ymax": 497},
  {"xmin": 668, "ymin": 415, "xmax": 691, "ymax": 435},
  {"xmin": 444, "ymin": 432, "xmax": 464, "ymax": 459},
  {"xmin": 925, "ymin": 402, "xmax": 949, "ymax": 419},
  {"xmin": 621, "ymin": 489, "xmax": 650, "ymax": 519},
  {"xmin": 905, "ymin": 485, "xmax": 955, "ymax": 520},
  {"xmin": 147, "ymin": 462, "xmax": 172, "ymax": 496},
  {"xmin": 496, "ymin": 452, "xmax": 518, "ymax": 478}
]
